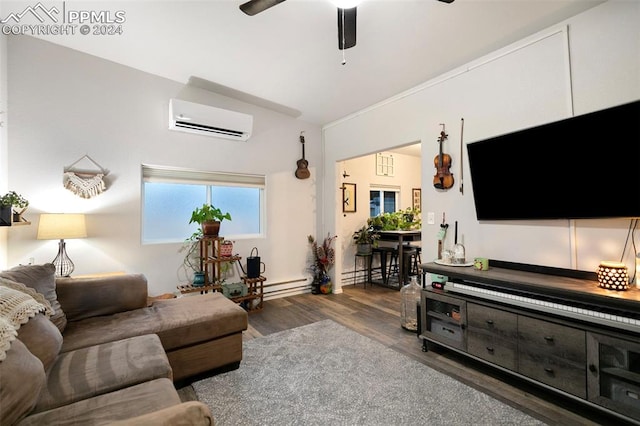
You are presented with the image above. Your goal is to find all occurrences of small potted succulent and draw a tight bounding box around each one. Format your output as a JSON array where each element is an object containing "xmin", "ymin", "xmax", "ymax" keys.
[
  {"xmin": 189, "ymin": 204, "xmax": 232, "ymax": 237},
  {"xmin": 0, "ymin": 191, "xmax": 29, "ymax": 225},
  {"xmin": 220, "ymin": 240, "xmax": 234, "ymax": 258}
]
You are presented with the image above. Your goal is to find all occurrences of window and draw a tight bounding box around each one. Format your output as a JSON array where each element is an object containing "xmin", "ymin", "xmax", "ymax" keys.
[
  {"xmin": 369, "ymin": 186, "xmax": 399, "ymax": 217},
  {"xmin": 376, "ymin": 153, "xmax": 395, "ymax": 176},
  {"xmin": 142, "ymin": 164, "xmax": 265, "ymax": 244}
]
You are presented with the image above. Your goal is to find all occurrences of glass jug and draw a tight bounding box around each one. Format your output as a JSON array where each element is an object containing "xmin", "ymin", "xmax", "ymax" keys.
[{"xmin": 400, "ymin": 275, "xmax": 421, "ymax": 331}]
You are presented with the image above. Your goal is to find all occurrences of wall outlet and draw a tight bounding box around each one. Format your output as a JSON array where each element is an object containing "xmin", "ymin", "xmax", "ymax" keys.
[{"xmin": 427, "ymin": 212, "xmax": 435, "ymax": 225}]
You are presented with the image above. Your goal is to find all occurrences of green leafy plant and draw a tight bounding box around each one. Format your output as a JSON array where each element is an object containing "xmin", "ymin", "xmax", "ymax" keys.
[
  {"xmin": 352, "ymin": 225, "xmax": 380, "ymax": 245},
  {"xmin": 0, "ymin": 191, "xmax": 28, "ymax": 209},
  {"xmin": 189, "ymin": 204, "xmax": 231, "ymax": 224},
  {"xmin": 367, "ymin": 207, "xmax": 421, "ymax": 231},
  {"xmin": 180, "ymin": 237, "xmax": 202, "ymax": 273}
]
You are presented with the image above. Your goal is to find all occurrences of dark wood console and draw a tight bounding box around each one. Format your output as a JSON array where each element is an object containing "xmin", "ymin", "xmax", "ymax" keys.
[{"xmin": 420, "ymin": 261, "xmax": 640, "ymax": 425}]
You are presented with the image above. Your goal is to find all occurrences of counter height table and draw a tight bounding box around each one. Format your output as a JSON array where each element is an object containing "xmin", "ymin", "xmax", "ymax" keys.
[{"xmin": 376, "ymin": 229, "xmax": 421, "ymax": 289}]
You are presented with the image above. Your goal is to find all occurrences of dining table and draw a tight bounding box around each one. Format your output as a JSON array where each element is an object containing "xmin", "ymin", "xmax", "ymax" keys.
[{"xmin": 376, "ymin": 229, "xmax": 422, "ymax": 288}]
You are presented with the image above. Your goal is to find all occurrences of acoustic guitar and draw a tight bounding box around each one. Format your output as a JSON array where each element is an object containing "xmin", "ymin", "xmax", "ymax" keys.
[{"xmin": 295, "ymin": 133, "xmax": 310, "ymax": 179}]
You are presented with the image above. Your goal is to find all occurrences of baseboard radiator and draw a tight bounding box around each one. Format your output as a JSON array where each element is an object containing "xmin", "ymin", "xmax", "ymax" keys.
[{"xmin": 262, "ymin": 278, "xmax": 311, "ymax": 300}]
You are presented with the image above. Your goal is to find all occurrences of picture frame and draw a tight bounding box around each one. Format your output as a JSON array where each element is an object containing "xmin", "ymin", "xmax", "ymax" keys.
[
  {"xmin": 412, "ymin": 188, "xmax": 421, "ymax": 211},
  {"xmin": 342, "ymin": 183, "xmax": 356, "ymax": 213}
]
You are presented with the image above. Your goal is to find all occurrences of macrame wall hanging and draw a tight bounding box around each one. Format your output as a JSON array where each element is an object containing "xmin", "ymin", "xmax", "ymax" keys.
[{"xmin": 63, "ymin": 155, "xmax": 109, "ymax": 199}]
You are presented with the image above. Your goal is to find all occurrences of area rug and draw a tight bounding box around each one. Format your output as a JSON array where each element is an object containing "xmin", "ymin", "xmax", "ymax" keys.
[{"xmin": 193, "ymin": 320, "xmax": 546, "ymax": 425}]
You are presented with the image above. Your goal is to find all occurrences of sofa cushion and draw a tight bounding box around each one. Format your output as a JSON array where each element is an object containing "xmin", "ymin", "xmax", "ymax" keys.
[
  {"xmin": 0, "ymin": 339, "xmax": 46, "ymax": 425},
  {"xmin": 0, "ymin": 281, "xmax": 51, "ymax": 361},
  {"xmin": 56, "ymin": 274, "xmax": 148, "ymax": 321},
  {"xmin": 34, "ymin": 334, "xmax": 173, "ymax": 413},
  {"xmin": 17, "ymin": 313, "xmax": 63, "ymax": 374},
  {"xmin": 109, "ymin": 401, "xmax": 214, "ymax": 426},
  {"xmin": 16, "ymin": 378, "xmax": 182, "ymax": 426},
  {"xmin": 0, "ymin": 264, "xmax": 67, "ymax": 332},
  {"xmin": 61, "ymin": 293, "xmax": 248, "ymax": 353}
]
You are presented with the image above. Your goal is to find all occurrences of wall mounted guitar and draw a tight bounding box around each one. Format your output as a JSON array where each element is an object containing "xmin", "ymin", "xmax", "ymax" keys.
[{"xmin": 295, "ymin": 131, "xmax": 310, "ymax": 180}]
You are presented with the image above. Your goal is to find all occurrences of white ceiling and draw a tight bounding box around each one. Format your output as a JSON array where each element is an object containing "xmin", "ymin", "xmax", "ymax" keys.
[{"xmin": 5, "ymin": 0, "xmax": 605, "ymax": 125}]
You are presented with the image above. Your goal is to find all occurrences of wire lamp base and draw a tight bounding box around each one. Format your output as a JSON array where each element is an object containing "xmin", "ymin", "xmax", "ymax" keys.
[{"xmin": 52, "ymin": 239, "xmax": 75, "ymax": 277}]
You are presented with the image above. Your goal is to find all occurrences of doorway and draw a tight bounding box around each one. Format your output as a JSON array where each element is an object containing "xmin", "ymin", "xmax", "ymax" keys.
[{"xmin": 337, "ymin": 143, "xmax": 422, "ymax": 288}]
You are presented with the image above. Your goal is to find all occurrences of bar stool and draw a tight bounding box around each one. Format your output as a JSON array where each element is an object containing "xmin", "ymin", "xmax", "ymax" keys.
[
  {"xmin": 409, "ymin": 246, "xmax": 422, "ymax": 275},
  {"xmin": 353, "ymin": 252, "xmax": 372, "ymax": 287},
  {"xmin": 388, "ymin": 245, "xmax": 418, "ymax": 285},
  {"xmin": 373, "ymin": 246, "xmax": 396, "ymax": 286}
]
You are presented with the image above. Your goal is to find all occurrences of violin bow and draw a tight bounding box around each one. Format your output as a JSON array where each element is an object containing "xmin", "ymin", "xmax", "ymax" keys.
[{"xmin": 459, "ymin": 118, "xmax": 465, "ymax": 195}]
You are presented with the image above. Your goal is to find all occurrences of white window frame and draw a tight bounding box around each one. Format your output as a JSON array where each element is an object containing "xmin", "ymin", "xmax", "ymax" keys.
[
  {"xmin": 369, "ymin": 185, "xmax": 400, "ymax": 217},
  {"xmin": 141, "ymin": 164, "xmax": 266, "ymax": 244}
]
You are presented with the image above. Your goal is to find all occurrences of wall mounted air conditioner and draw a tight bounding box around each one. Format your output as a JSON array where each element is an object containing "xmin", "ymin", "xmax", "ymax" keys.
[{"xmin": 169, "ymin": 98, "xmax": 253, "ymax": 141}]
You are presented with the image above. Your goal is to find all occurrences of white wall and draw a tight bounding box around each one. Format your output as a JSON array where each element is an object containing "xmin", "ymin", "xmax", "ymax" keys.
[
  {"xmin": 323, "ymin": 1, "xmax": 640, "ymax": 292},
  {"xmin": 5, "ymin": 36, "xmax": 323, "ymax": 297}
]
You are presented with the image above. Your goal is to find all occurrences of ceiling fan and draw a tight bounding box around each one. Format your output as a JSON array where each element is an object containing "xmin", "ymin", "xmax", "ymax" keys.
[{"xmin": 240, "ymin": 0, "xmax": 455, "ymax": 51}]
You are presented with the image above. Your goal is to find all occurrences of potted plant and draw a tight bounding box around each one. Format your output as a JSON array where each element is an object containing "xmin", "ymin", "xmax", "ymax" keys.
[
  {"xmin": 0, "ymin": 191, "xmax": 29, "ymax": 225},
  {"xmin": 180, "ymin": 230, "xmax": 205, "ymax": 286},
  {"xmin": 352, "ymin": 225, "xmax": 379, "ymax": 255},
  {"xmin": 307, "ymin": 233, "xmax": 337, "ymax": 294},
  {"xmin": 367, "ymin": 207, "xmax": 421, "ymax": 231},
  {"xmin": 189, "ymin": 204, "xmax": 232, "ymax": 237},
  {"xmin": 220, "ymin": 239, "xmax": 234, "ymax": 257}
]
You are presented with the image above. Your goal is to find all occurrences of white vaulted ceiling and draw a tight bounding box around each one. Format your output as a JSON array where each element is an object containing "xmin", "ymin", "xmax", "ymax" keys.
[{"xmin": 2, "ymin": 0, "xmax": 605, "ymax": 125}]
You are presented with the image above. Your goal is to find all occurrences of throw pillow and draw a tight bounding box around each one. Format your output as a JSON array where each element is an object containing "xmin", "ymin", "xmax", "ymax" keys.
[
  {"xmin": 0, "ymin": 264, "xmax": 67, "ymax": 332},
  {"xmin": 0, "ymin": 277, "xmax": 53, "ymax": 316},
  {"xmin": 0, "ymin": 284, "xmax": 50, "ymax": 361},
  {"xmin": 0, "ymin": 339, "xmax": 46, "ymax": 425},
  {"xmin": 18, "ymin": 313, "xmax": 63, "ymax": 375}
]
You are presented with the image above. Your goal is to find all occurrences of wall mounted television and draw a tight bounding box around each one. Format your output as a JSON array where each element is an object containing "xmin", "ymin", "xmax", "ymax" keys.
[{"xmin": 467, "ymin": 100, "xmax": 640, "ymax": 221}]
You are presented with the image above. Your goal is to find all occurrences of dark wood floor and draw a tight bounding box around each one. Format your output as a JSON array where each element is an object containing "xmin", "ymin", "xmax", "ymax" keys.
[{"xmin": 245, "ymin": 284, "xmax": 632, "ymax": 426}]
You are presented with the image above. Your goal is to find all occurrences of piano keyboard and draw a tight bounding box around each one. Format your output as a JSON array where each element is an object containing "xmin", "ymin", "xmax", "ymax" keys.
[{"xmin": 448, "ymin": 282, "xmax": 640, "ymax": 334}]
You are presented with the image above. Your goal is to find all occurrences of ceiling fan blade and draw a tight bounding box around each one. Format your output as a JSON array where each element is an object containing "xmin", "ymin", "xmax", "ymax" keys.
[
  {"xmin": 437, "ymin": 0, "xmax": 455, "ymax": 3},
  {"xmin": 240, "ymin": 0, "xmax": 287, "ymax": 16},
  {"xmin": 337, "ymin": 7, "xmax": 357, "ymax": 50}
]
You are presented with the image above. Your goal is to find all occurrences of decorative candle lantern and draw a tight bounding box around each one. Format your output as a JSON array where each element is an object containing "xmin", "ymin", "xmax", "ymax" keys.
[{"xmin": 597, "ymin": 261, "xmax": 629, "ymax": 291}]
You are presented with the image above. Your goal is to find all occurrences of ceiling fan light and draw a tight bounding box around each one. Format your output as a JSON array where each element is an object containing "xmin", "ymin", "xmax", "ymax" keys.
[{"xmin": 331, "ymin": 0, "xmax": 362, "ymax": 9}]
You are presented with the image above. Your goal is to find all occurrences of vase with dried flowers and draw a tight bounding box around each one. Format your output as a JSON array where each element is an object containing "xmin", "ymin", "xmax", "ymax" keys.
[{"xmin": 307, "ymin": 233, "xmax": 337, "ymax": 294}]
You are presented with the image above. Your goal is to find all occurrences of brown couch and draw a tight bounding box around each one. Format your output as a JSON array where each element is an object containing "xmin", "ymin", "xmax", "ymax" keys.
[{"xmin": 0, "ymin": 263, "xmax": 248, "ymax": 425}]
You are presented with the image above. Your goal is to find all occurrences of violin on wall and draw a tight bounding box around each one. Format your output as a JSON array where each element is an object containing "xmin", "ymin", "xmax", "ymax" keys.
[{"xmin": 433, "ymin": 124, "xmax": 454, "ymax": 190}]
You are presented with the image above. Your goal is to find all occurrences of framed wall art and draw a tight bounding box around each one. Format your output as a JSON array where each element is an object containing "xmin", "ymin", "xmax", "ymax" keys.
[
  {"xmin": 412, "ymin": 188, "xmax": 421, "ymax": 211},
  {"xmin": 342, "ymin": 183, "xmax": 356, "ymax": 213}
]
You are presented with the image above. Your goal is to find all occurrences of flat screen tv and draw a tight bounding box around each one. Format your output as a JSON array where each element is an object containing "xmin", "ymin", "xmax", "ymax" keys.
[{"xmin": 467, "ymin": 100, "xmax": 640, "ymax": 221}]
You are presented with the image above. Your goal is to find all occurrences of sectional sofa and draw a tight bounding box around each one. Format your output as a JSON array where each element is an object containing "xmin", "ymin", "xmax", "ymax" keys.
[{"xmin": 0, "ymin": 263, "xmax": 248, "ymax": 425}]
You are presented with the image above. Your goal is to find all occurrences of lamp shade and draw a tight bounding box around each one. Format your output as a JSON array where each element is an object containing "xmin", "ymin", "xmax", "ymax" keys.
[{"xmin": 37, "ymin": 214, "xmax": 87, "ymax": 240}]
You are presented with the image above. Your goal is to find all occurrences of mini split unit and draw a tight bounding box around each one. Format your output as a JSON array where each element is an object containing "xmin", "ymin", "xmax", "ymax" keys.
[{"xmin": 169, "ymin": 98, "xmax": 253, "ymax": 141}]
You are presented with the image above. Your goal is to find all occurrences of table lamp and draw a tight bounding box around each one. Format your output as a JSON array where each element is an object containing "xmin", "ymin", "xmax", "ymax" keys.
[{"xmin": 37, "ymin": 213, "xmax": 87, "ymax": 277}]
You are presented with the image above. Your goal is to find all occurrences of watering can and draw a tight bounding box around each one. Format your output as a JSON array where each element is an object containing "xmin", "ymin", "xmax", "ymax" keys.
[{"xmin": 246, "ymin": 247, "xmax": 265, "ymax": 278}]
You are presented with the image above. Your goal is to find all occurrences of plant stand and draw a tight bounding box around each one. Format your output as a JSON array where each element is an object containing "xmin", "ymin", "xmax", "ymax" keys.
[
  {"xmin": 199, "ymin": 236, "xmax": 241, "ymax": 285},
  {"xmin": 177, "ymin": 236, "xmax": 265, "ymax": 312}
]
